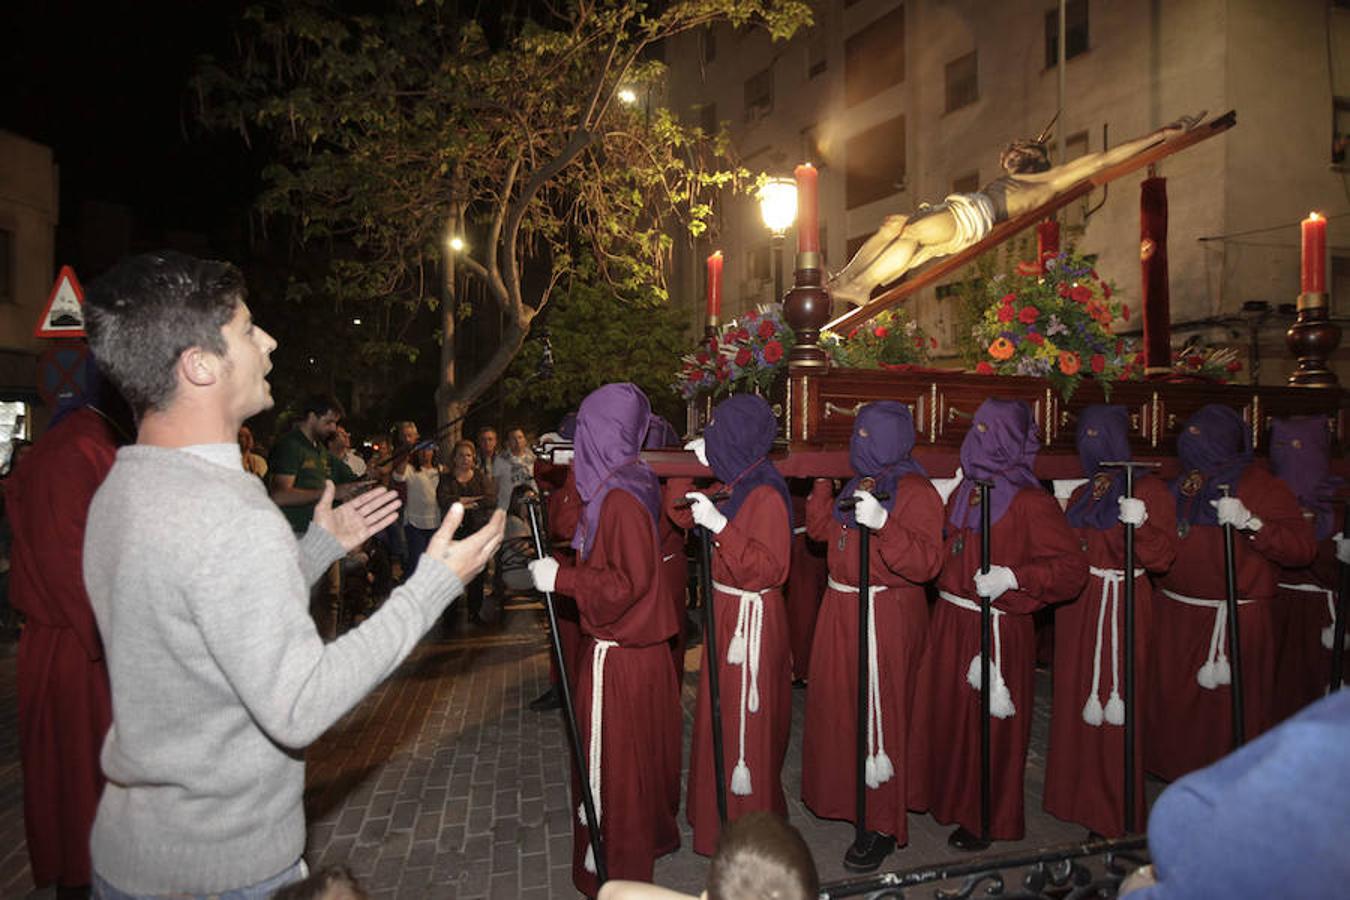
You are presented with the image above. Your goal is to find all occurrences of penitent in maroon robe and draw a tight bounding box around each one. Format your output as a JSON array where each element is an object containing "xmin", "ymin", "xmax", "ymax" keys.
[
  {"xmin": 909, "ymin": 488, "xmax": 1087, "ymax": 841},
  {"xmin": 1043, "ymin": 475, "xmax": 1176, "ymax": 836},
  {"xmin": 801, "ymin": 474, "xmax": 944, "ymax": 844},
  {"xmin": 1271, "ymin": 538, "xmax": 1341, "ymax": 723},
  {"xmin": 786, "ymin": 489, "xmax": 827, "ymax": 681},
  {"xmin": 1146, "ymin": 466, "xmax": 1316, "ymax": 781},
  {"xmin": 658, "ymin": 481, "xmax": 690, "ymax": 686},
  {"xmin": 552, "ymin": 489, "xmax": 681, "ymax": 896},
  {"xmin": 668, "ymin": 483, "xmax": 792, "ymax": 855},
  {"xmin": 9, "ymin": 407, "xmax": 118, "ymax": 888}
]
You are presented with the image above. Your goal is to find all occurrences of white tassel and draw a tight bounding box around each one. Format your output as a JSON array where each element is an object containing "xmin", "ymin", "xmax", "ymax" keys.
[
  {"xmin": 1324, "ymin": 625, "xmax": 1335, "ymax": 650},
  {"xmin": 864, "ymin": 755, "xmax": 879, "ymax": 789},
  {"xmin": 1197, "ymin": 661, "xmax": 1217, "ymax": 689},
  {"xmin": 748, "ymin": 684, "xmax": 760, "ymax": 714},
  {"xmin": 873, "ymin": 749, "xmax": 894, "ymax": 784},
  {"xmin": 1082, "ymin": 694, "xmax": 1104, "ymax": 726},
  {"xmin": 1104, "ymin": 694, "xmax": 1125, "ymax": 726},
  {"xmin": 991, "ymin": 673, "xmax": 1015, "ymax": 719},
  {"xmin": 577, "ymin": 803, "xmax": 587, "ymax": 826},
  {"xmin": 731, "ymin": 760, "xmax": 752, "ymax": 796},
  {"xmin": 727, "ymin": 632, "xmax": 747, "ymax": 665},
  {"xmin": 966, "ymin": 654, "xmax": 983, "ymax": 690},
  {"xmin": 584, "ymin": 843, "xmax": 596, "ymax": 874},
  {"xmin": 1213, "ymin": 658, "xmax": 1232, "ymax": 685}
]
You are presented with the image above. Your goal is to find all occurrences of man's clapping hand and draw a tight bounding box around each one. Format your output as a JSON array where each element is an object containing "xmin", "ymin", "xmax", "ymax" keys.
[{"xmin": 425, "ymin": 503, "xmax": 506, "ymax": 584}]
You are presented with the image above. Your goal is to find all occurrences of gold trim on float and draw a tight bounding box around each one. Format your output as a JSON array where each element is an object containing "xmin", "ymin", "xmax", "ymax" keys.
[
  {"xmin": 929, "ymin": 383, "xmax": 938, "ymax": 442},
  {"xmin": 1151, "ymin": 392, "xmax": 1160, "ymax": 448}
]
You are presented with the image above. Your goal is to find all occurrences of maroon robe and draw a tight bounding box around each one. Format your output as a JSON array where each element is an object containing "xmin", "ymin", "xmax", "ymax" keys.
[
  {"xmin": 1044, "ymin": 475, "xmax": 1177, "ymax": 836},
  {"xmin": 1146, "ymin": 465, "xmax": 1316, "ymax": 781},
  {"xmin": 546, "ymin": 470, "xmax": 582, "ymax": 687},
  {"xmin": 910, "ymin": 487, "xmax": 1087, "ymax": 841},
  {"xmin": 801, "ymin": 474, "xmax": 944, "ymax": 843},
  {"xmin": 9, "ymin": 408, "xmax": 118, "ymax": 888},
  {"xmin": 786, "ymin": 491, "xmax": 827, "ymax": 680},
  {"xmin": 553, "ymin": 489, "xmax": 681, "ymax": 896},
  {"xmin": 658, "ymin": 481, "xmax": 690, "ymax": 686},
  {"xmin": 1272, "ymin": 538, "xmax": 1340, "ymax": 723},
  {"xmin": 668, "ymin": 484, "xmax": 792, "ymax": 855}
]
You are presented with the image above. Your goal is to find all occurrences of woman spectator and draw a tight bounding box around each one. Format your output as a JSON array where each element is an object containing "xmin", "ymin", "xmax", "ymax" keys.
[
  {"xmin": 393, "ymin": 443, "xmax": 443, "ymax": 563},
  {"xmin": 437, "ymin": 440, "xmax": 493, "ymax": 626}
]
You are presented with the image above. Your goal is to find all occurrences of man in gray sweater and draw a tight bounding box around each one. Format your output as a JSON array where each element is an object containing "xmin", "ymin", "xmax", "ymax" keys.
[{"xmin": 80, "ymin": 251, "xmax": 505, "ymax": 898}]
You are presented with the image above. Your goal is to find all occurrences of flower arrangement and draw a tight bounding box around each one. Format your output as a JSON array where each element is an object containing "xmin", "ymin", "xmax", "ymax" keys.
[
  {"xmin": 1169, "ymin": 343, "xmax": 1243, "ymax": 382},
  {"xmin": 821, "ymin": 307, "xmax": 935, "ymax": 370},
  {"xmin": 970, "ymin": 250, "xmax": 1140, "ymax": 398},
  {"xmin": 674, "ymin": 304, "xmax": 793, "ymax": 400}
]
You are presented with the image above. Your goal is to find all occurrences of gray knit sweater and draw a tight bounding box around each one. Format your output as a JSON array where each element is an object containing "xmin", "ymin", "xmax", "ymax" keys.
[{"xmin": 84, "ymin": 446, "xmax": 463, "ymax": 893}]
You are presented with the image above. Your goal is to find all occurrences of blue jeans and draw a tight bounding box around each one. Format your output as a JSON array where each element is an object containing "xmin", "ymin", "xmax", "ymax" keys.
[
  {"xmin": 405, "ymin": 524, "xmax": 435, "ymax": 563},
  {"xmin": 93, "ymin": 860, "xmax": 306, "ymax": 900}
]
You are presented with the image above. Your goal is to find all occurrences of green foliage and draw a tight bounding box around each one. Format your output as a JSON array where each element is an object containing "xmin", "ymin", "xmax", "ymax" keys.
[
  {"xmin": 503, "ymin": 276, "xmax": 690, "ymax": 414},
  {"xmin": 821, "ymin": 307, "xmax": 933, "ymax": 369},
  {"xmin": 196, "ymin": 0, "xmax": 812, "ymax": 417}
]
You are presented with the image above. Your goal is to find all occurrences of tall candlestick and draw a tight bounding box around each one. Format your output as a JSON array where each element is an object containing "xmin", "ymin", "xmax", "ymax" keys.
[
  {"xmin": 1301, "ymin": 212, "xmax": 1326, "ymax": 294},
  {"xmin": 706, "ymin": 251, "xmax": 723, "ymax": 325},
  {"xmin": 794, "ymin": 163, "xmax": 820, "ymax": 256}
]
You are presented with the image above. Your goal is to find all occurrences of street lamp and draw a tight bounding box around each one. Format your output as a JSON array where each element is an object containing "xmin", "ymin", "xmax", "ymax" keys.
[
  {"xmin": 448, "ymin": 235, "xmax": 466, "ymax": 253},
  {"xmin": 617, "ymin": 87, "xmax": 638, "ymax": 105},
  {"xmin": 758, "ymin": 177, "xmax": 798, "ymax": 304}
]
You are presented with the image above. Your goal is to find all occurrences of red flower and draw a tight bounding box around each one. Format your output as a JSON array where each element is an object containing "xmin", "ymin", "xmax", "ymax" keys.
[
  {"xmin": 745, "ymin": 309, "xmax": 759, "ymax": 321},
  {"xmin": 1089, "ymin": 269, "xmax": 1100, "ymax": 280},
  {"xmin": 687, "ymin": 372, "xmax": 702, "ymax": 384},
  {"xmin": 1103, "ymin": 284, "xmax": 1113, "ymax": 299},
  {"xmin": 758, "ymin": 319, "xmax": 776, "ymax": 340},
  {"xmin": 1018, "ymin": 306, "xmax": 1039, "ymax": 324},
  {"xmin": 735, "ymin": 348, "xmax": 752, "ymax": 367},
  {"xmin": 848, "ymin": 327, "xmax": 859, "ymax": 339},
  {"xmin": 997, "ymin": 305, "xmax": 1016, "ymax": 323},
  {"xmin": 874, "ymin": 326, "xmax": 890, "ymax": 338},
  {"xmin": 1186, "ymin": 355, "xmax": 1203, "ymax": 369},
  {"xmin": 1071, "ymin": 284, "xmax": 1093, "ymax": 304},
  {"xmin": 1026, "ymin": 332, "xmax": 1045, "ymax": 346},
  {"xmin": 1000, "ymin": 292, "xmax": 1017, "ymax": 306},
  {"xmin": 763, "ymin": 340, "xmax": 784, "ymax": 364},
  {"xmin": 913, "ymin": 337, "xmax": 924, "ymax": 348},
  {"xmin": 1226, "ymin": 360, "xmax": 1243, "ymax": 373},
  {"xmin": 1133, "ymin": 352, "xmax": 1145, "ymax": 366},
  {"xmin": 695, "ymin": 351, "xmax": 709, "ymax": 365},
  {"xmin": 716, "ymin": 367, "xmax": 730, "ymax": 381},
  {"xmin": 975, "ymin": 361, "xmax": 996, "ymax": 375},
  {"xmin": 930, "ymin": 336, "xmax": 939, "ymax": 349},
  {"xmin": 1057, "ymin": 283, "xmax": 1071, "ymax": 298},
  {"xmin": 1090, "ymin": 353, "xmax": 1106, "ymax": 374},
  {"xmin": 1121, "ymin": 303, "xmax": 1130, "ymax": 321},
  {"xmin": 736, "ymin": 327, "xmax": 751, "ymax": 342},
  {"xmin": 1115, "ymin": 339, "xmax": 1125, "ymax": 356}
]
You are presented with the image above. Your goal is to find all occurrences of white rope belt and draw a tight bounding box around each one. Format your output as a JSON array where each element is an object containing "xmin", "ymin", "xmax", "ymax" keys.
[
  {"xmin": 938, "ymin": 590, "xmax": 1015, "ymax": 719},
  {"xmin": 1160, "ymin": 589, "xmax": 1253, "ymax": 690},
  {"xmin": 712, "ymin": 580, "xmax": 766, "ymax": 796},
  {"xmin": 1081, "ymin": 566, "xmax": 1144, "ymax": 727},
  {"xmin": 579, "ymin": 638, "xmax": 617, "ymax": 873},
  {"xmin": 662, "ymin": 553, "xmax": 677, "ymax": 562},
  {"xmin": 828, "ymin": 576, "xmax": 894, "ymax": 786},
  {"xmin": 1277, "ymin": 581, "xmax": 1345, "ymax": 650},
  {"xmin": 793, "ymin": 526, "xmax": 807, "ymax": 536}
]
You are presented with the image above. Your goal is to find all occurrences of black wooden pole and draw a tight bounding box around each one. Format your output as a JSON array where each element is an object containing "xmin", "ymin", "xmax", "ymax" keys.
[
  {"xmin": 978, "ymin": 479, "xmax": 993, "ymax": 844},
  {"xmin": 697, "ymin": 523, "xmax": 729, "ymax": 825},
  {"xmin": 1217, "ymin": 483, "xmax": 1245, "ymax": 749},
  {"xmin": 523, "ymin": 498, "xmax": 608, "ymax": 884}
]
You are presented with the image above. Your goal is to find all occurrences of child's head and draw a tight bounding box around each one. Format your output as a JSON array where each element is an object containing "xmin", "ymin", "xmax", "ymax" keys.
[
  {"xmin": 271, "ymin": 866, "xmax": 368, "ymax": 900},
  {"xmin": 706, "ymin": 813, "xmax": 819, "ymax": 900}
]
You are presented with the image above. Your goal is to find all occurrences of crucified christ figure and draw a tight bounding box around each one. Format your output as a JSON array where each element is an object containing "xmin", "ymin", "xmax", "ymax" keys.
[{"xmin": 827, "ymin": 112, "xmax": 1206, "ymax": 306}]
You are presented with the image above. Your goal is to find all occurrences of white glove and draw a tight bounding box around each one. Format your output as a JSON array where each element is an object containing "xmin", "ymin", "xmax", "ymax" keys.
[
  {"xmin": 1117, "ymin": 497, "xmax": 1148, "ymax": 527},
  {"xmin": 684, "ymin": 437, "xmax": 708, "ymax": 467},
  {"xmin": 528, "ymin": 556, "xmax": 559, "ymax": 593},
  {"xmin": 852, "ymin": 489, "xmax": 887, "ymax": 530},
  {"xmin": 1211, "ymin": 496, "xmax": 1261, "ymax": 531},
  {"xmin": 1053, "ymin": 478, "xmax": 1090, "ymax": 501},
  {"xmin": 930, "ymin": 467, "xmax": 964, "ymax": 504},
  {"xmin": 974, "ymin": 565, "xmax": 1018, "ymax": 601},
  {"xmin": 685, "ymin": 491, "xmax": 728, "ymax": 534},
  {"xmin": 1334, "ymin": 532, "xmax": 1350, "ymax": 565}
]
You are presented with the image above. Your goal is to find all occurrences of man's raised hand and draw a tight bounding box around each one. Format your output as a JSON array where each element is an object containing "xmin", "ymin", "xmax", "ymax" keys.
[
  {"xmin": 426, "ymin": 503, "xmax": 506, "ymax": 584},
  {"xmin": 312, "ymin": 481, "xmax": 402, "ymax": 552}
]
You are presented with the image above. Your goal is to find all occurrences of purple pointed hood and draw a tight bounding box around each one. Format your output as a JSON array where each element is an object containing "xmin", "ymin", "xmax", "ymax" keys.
[
  {"xmin": 1270, "ymin": 416, "xmax": 1341, "ymax": 540},
  {"xmin": 704, "ymin": 394, "xmax": 791, "ymax": 535},
  {"xmin": 1171, "ymin": 404, "xmax": 1253, "ymax": 529},
  {"xmin": 571, "ymin": 384, "xmax": 662, "ymax": 559},
  {"xmin": 1066, "ymin": 404, "xmax": 1133, "ymax": 531},
  {"xmin": 835, "ymin": 401, "xmax": 927, "ymax": 527},
  {"xmin": 949, "ymin": 397, "xmax": 1043, "ymax": 530}
]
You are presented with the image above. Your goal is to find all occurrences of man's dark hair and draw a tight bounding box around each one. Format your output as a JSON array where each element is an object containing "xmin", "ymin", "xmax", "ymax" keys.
[
  {"xmin": 84, "ymin": 250, "xmax": 244, "ymax": 416},
  {"xmin": 706, "ymin": 812, "xmax": 819, "ymax": 900},
  {"xmin": 301, "ymin": 394, "xmax": 344, "ymax": 421},
  {"xmin": 999, "ymin": 139, "xmax": 1053, "ymax": 175}
]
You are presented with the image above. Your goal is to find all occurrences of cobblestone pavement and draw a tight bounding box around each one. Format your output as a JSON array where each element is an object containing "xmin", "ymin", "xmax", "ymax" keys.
[{"xmin": 0, "ymin": 598, "xmax": 1148, "ymax": 899}]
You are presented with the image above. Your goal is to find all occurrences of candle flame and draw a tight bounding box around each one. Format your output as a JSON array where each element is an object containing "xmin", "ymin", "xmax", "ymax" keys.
[{"xmin": 1308, "ymin": 211, "xmax": 1323, "ymax": 222}]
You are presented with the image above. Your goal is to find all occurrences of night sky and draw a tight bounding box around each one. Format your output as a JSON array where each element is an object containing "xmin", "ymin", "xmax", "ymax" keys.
[{"xmin": 4, "ymin": 1, "xmax": 255, "ymax": 258}]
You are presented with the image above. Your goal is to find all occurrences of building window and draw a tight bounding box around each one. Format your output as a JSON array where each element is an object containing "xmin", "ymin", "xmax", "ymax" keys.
[
  {"xmin": 0, "ymin": 229, "xmax": 12, "ymax": 305},
  {"xmin": 952, "ymin": 171, "xmax": 980, "ymax": 194},
  {"xmin": 1334, "ymin": 98, "xmax": 1350, "ymax": 165},
  {"xmin": 845, "ymin": 5, "xmax": 905, "ymax": 108},
  {"xmin": 846, "ymin": 114, "xmax": 905, "ymax": 209},
  {"xmin": 807, "ymin": 12, "xmax": 828, "ymax": 78},
  {"xmin": 744, "ymin": 68, "xmax": 773, "ymax": 123},
  {"xmin": 944, "ymin": 51, "xmax": 978, "ymax": 113},
  {"xmin": 701, "ymin": 27, "xmax": 717, "ymax": 65},
  {"xmin": 748, "ymin": 242, "xmax": 772, "ymax": 282},
  {"xmin": 1045, "ymin": 0, "xmax": 1089, "ymax": 69}
]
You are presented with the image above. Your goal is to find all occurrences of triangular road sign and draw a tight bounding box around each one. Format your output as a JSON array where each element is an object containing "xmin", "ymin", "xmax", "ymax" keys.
[{"xmin": 36, "ymin": 265, "xmax": 86, "ymax": 338}]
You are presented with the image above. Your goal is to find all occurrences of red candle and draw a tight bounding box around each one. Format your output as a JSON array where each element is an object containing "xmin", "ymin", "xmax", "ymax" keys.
[
  {"xmin": 794, "ymin": 163, "xmax": 820, "ymax": 255},
  {"xmin": 1036, "ymin": 219, "xmax": 1060, "ymax": 272},
  {"xmin": 1301, "ymin": 212, "xmax": 1326, "ymax": 294},
  {"xmin": 706, "ymin": 251, "xmax": 723, "ymax": 323}
]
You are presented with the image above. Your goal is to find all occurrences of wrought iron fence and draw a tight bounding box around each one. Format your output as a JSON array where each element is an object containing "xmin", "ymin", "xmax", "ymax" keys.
[{"xmin": 820, "ymin": 835, "xmax": 1150, "ymax": 899}]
